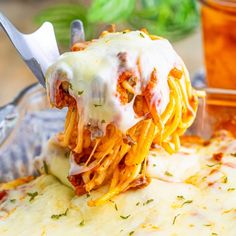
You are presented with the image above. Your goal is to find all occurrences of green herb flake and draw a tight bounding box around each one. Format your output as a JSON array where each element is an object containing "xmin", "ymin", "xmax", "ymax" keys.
[
  {"xmin": 165, "ymin": 171, "xmax": 173, "ymax": 177},
  {"xmin": 222, "ymin": 176, "xmax": 228, "ymax": 184},
  {"xmin": 136, "ymin": 202, "xmax": 140, "ymax": 206},
  {"xmin": 10, "ymin": 199, "xmax": 16, "ymax": 203},
  {"xmin": 86, "ymin": 193, "xmax": 90, "ymax": 198},
  {"xmin": 143, "ymin": 199, "xmax": 154, "ymax": 206},
  {"xmin": 227, "ymin": 188, "xmax": 235, "ymax": 192},
  {"xmin": 27, "ymin": 192, "xmax": 38, "ymax": 202},
  {"xmin": 79, "ymin": 219, "xmax": 85, "ymax": 226},
  {"xmin": 65, "ymin": 152, "xmax": 70, "ymax": 158},
  {"xmin": 212, "ymin": 233, "xmax": 218, "ymax": 236},
  {"xmin": 139, "ymin": 32, "xmax": 145, "ymax": 38},
  {"xmin": 129, "ymin": 231, "xmax": 135, "ymax": 235},
  {"xmin": 120, "ymin": 214, "xmax": 130, "ymax": 220},
  {"xmin": 43, "ymin": 160, "xmax": 49, "ymax": 174},
  {"xmin": 206, "ymin": 163, "xmax": 221, "ymax": 168},
  {"xmin": 78, "ymin": 90, "xmax": 84, "ymax": 95},
  {"xmin": 101, "ymin": 119, "xmax": 106, "ymax": 124},
  {"xmin": 177, "ymin": 195, "xmax": 185, "ymax": 200},
  {"xmin": 204, "ymin": 224, "xmax": 212, "ymax": 227},
  {"xmin": 202, "ymin": 176, "xmax": 207, "ymax": 181},
  {"xmin": 110, "ymin": 200, "xmax": 118, "ymax": 211},
  {"xmin": 51, "ymin": 209, "xmax": 69, "ymax": 220},
  {"xmin": 153, "ymin": 164, "xmax": 157, "ymax": 167},
  {"xmin": 172, "ymin": 214, "xmax": 180, "ymax": 225},
  {"xmin": 182, "ymin": 200, "xmax": 193, "ymax": 207},
  {"xmin": 94, "ymin": 104, "xmax": 102, "ymax": 107},
  {"xmin": 231, "ymin": 153, "xmax": 236, "ymax": 157}
]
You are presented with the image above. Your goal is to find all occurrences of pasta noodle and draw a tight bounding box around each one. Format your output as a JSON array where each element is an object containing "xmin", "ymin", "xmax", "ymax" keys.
[{"xmin": 47, "ymin": 29, "xmax": 202, "ymax": 206}]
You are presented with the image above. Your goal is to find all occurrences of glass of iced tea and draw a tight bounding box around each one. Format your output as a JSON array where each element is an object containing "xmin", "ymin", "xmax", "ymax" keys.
[{"xmin": 199, "ymin": 0, "xmax": 236, "ymax": 89}]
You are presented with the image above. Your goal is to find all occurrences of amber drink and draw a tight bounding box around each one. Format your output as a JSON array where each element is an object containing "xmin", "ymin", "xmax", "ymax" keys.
[{"xmin": 200, "ymin": 0, "xmax": 236, "ymax": 88}]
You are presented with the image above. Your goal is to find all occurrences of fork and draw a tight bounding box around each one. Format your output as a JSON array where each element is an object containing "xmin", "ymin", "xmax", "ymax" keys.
[{"xmin": 0, "ymin": 12, "xmax": 84, "ymax": 87}]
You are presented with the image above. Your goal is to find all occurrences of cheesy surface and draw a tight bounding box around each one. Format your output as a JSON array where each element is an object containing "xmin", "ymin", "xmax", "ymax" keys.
[
  {"xmin": 1, "ymin": 131, "xmax": 236, "ymax": 236},
  {"xmin": 46, "ymin": 31, "xmax": 186, "ymax": 132},
  {"xmin": 44, "ymin": 30, "xmax": 198, "ymax": 195}
]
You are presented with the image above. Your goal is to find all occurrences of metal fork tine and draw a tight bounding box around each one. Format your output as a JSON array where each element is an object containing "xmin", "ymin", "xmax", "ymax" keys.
[{"xmin": 70, "ymin": 20, "xmax": 85, "ymax": 47}]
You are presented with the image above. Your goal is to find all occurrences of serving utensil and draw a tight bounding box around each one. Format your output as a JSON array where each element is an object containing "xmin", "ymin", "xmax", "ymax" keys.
[
  {"xmin": 0, "ymin": 12, "xmax": 84, "ymax": 87},
  {"xmin": 70, "ymin": 20, "xmax": 85, "ymax": 47}
]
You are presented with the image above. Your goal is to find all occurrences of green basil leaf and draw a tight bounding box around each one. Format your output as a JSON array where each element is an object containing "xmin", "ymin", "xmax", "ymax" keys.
[
  {"xmin": 88, "ymin": 0, "xmax": 136, "ymax": 23},
  {"xmin": 35, "ymin": 4, "xmax": 90, "ymax": 45}
]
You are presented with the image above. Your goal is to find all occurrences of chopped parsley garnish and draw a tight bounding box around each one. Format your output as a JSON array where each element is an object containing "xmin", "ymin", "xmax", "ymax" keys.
[
  {"xmin": 110, "ymin": 200, "xmax": 118, "ymax": 211},
  {"xmin": 177, "ymin": 195, "xmax": 185, "ymax": 200},
  {"xmin": 231, "ymin": 153, "xmax": 236, "ymax": 157},
  {"xmin": 129, "ymin": 231, "xmax": 135, "ymax": 235},
  {"xmin": 172, "ymin": 214, "xmax": 180, "ymax": 225},
  {"xmin": 153, "ymin": 164, "xmax": 157, "ymax": 167},
  {"xmin": 204, "ymin": 224, "xmax": 212, "ymax": 227},
  {"xmin": 27, "ymin": 192, "xmax": 38, "ymax": 202},
  {"xmin": 51, "ymin": 208, "xmax": 69, "ymax": 220},
  {"xmin": 143, "ymin": 199, "xmax": 154, "ymax": 206},
  {"xmin": 139, "ymin": 32, "xmax": 145, "ymax": 38},
  {"xmin": 78, "ymin": 90, "xmax": 84, "ymax": 95},
  {"xmin": 86, "ymin": 193, "xmax": 90, "ymax": 198},
  {"xmin": 222, "ymin": 176, "xmax": 228, "ymax": 184},
  {"xmin": 120, "ymin": 214, "xmax": 130, "ymax": 220},
  {"xmin": 227, "ymin": 188, "xmax": 235, "ymax": 192},
  {"xmin": 10, "ymin": 199, "xmax": 16, "ymax": 203},
  {"xmin": 94, "ymin": 104, "xmax": 102, "ymax": 107},
  {"xmin": 212, "ymin": 233, "xmax": 218, "ymax": 236},
  {"xmin": 165, "ymin": 171, "xmax": 173, "ymax": 177},
  {"xmin": 79, "ymin": 219, "xmax": 85, "ymax": 226},
  {"xmin": 65, "ymin": 152, "xmax": 70, "ymax": 158},
  {"xmin": 206, "ymin": 163, "xmax": 221, "ymax": 168},
  {"xmin": 43, "ymin": 160, "xmax": 49, "ymax": 174},
  {"xmin": 182, "ymin": 200, "xmax": 193, "ymax": 206},
  {"xmin": 202, "ymin": 176, "xmax": 207, "ymax": 181},
  {"xmin": 136, "ymin": 202, "xmax": 140, "ymax": 206},
  {"xmin": 101, "ymin": 119, "xmax": 106, "ymax": 124}
]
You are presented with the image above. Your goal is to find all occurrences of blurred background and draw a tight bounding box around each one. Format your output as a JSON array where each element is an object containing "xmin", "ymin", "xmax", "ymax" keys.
[{"xmin": 0, "ymin": 0, "xmax": 203, "ymax": 106}]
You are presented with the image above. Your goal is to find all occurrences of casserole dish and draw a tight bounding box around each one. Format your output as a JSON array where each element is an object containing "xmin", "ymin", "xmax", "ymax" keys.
[
  {"xmin": 1, "ymin": 82, "xmax": 236, "ymax": 181},
  {"xmin": 1, "ymin": 82, "xmax": 236, "ymax": 235}
]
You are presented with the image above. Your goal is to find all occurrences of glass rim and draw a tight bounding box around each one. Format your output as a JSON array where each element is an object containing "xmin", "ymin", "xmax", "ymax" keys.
[{"xmin": 199, "ymin": 0, "xmax": 236, "ymax": 11}]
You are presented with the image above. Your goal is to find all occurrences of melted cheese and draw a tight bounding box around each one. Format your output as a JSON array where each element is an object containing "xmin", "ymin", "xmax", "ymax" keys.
[
  {"xmin": 0, "ymin": 134, "xmax": 231, "ymax": 235},
  {"xmin": 0, "ymin": 175, "xmax": 74, "ymax": 236},
  {"xmin": 46, "ymin": 31, "xmax": 184, "ymax": 132},
  {"xmin": 1, "ymin": 162, "xmax": 236, "ymax": 236}
]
